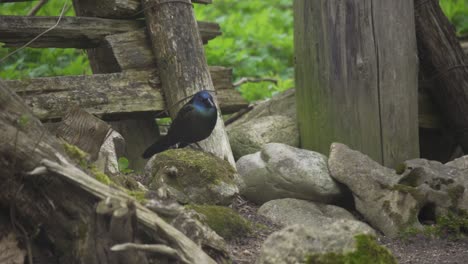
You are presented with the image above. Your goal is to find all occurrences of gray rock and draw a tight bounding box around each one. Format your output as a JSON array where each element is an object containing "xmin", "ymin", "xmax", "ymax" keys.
[
  {"xmin": 227, "ymin": 89, "xmax": 298, "ymax": 160},
  {"xmin": 236, "ymin": 143, "xmax": 344, "ymax": 205},
  {"xmin": 228, "ymin": 115, "xmax": 299, "ymax": 159},
  {"xmin": 446, "ymin": 155, "xmax": 468, "ymax": 170},
  {"xmin": 257, "ymin": 223, "xmax": 389, "ymax": 264},
  {"xmin": 328, "ymin": 143, "xmax": 468, "ymax": 237},
  {"xmin": 258, "ymin": 198, "xmax": 374, "ymax": 234},
  {"xmin": 144, "ymin": 148, "xmax": 239, "ymax": 205}
]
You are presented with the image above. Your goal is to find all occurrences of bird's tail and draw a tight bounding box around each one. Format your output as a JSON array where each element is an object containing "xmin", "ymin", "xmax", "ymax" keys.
[{"xmin": 142, "ymin": 136, "xmax": 173, "ymax": 159}]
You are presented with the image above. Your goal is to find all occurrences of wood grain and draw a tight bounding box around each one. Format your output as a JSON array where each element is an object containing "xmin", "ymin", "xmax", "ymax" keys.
[
  {"xmin": 6, "ymin": 70, "xmax": 246, "ymax": 121},
  {"xmin": 0, "ymin": 16, "xmax": 220, "ymax": 48},
  {"xmin": 294, "ymin": 0, "xmax": 419, "ymax": 167}
]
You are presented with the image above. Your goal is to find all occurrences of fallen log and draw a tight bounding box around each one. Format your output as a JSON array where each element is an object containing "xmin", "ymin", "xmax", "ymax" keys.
[
  {"xmin": 415, "ymin": 0, "xmax": 468, "ymax": 152},
  {"xmin": 5, "ymin": 69, "xmax": 247, "ymax": 121},
  {"xmin": 0, "ymin": 80, "xmax": 216, "ymax": 263},
  {"xmin": 0, "ymin": 16, "xmax": 220, "ymax": 48}
]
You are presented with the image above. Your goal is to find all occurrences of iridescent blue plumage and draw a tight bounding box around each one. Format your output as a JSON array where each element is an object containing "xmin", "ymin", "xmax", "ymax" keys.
[{"xmin": 142, "ymin": 91, "xmax": 217, "ymax": 158}]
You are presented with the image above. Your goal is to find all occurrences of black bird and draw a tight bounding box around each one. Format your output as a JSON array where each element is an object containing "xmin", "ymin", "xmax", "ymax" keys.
[{"xmin": 142, "ymin": 90, "xmax": 218, "ymax": 159}]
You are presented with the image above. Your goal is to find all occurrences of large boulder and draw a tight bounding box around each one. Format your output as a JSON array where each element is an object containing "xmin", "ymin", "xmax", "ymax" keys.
[
  {"xmin": 236, "ymin": 143, "xmax": 344, "ymax": 205},
  {"xmin": 328, "ymin": 143, "xmax": 468, "ymax": 237},
  {"xmin": 227, "ymin": 89, "xmax": 298, "ymax": 159},
  {"xmin": 258, "ymin": 198, "xmax": 374, "ymax": 234},
  {"xmin": 144, "ymin": 149, "xmax": 239, "ymax": 205},
  {"xmin": 257, "ymin": 224, "xmax": 395, "ymax": 264},
  {"xmin": 228, "ymin": 115, "xmax": 298, "ymax": 160}
]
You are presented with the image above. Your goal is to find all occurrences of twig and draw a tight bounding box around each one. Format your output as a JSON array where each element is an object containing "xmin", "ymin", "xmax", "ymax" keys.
[
  {"xmin": 0, "ymin": 1, "xmax": 68, "ymax": 64},
  {"xmin": 111, "ymin": 243, "xmax": 187, "ymax": 262},
  {"xmin": 224, "ymin": 105, "xmax": 254, "ymax": 126},
  {"xmin": 233, "ymin": 77, "xmax": 278, "ymax": 87},
  {"xmin": 28, "ymin": 0, "xmax": 49, "ymax": 16}
]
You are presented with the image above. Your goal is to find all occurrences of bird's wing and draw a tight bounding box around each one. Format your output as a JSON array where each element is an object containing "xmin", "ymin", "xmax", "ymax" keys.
[{"xmin": 167, "ymin": 103, "xmax": 196, "ymax": 133}]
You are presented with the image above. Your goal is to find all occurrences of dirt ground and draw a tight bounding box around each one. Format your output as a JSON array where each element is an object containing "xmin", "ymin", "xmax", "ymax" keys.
[
  {"xmin": 380, "ymin": 235, "xmax": 468, "ymax": 264},
  {"xmin": 228, "ymin": 197, "xmax": 468, "ymax": 264}
]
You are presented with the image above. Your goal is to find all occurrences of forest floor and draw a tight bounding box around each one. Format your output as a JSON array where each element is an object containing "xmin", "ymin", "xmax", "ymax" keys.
[{"xmin": 228, "ymin": 198, "xmax": 468, "ymax": 264}]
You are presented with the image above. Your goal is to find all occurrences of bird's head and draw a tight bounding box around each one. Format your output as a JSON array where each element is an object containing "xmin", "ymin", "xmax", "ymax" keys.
[{"xmin": 193, "ymin": 90, "xmax": 216, "ymax": 109}]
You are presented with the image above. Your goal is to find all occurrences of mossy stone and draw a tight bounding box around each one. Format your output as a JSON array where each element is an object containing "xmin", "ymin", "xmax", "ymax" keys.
[
  {"xmin": 187, "ymin": 204, "xmax": 252, "ymax": 240},
  {"xmin": 305, "ymin": 235, "xmax": 397, "ymax": 264},
  {"xmin": 148, "ymin": 149, "xmax": 238, "ymax": 205}
]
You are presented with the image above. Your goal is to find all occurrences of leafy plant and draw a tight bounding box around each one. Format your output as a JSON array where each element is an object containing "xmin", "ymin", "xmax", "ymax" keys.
[
  {"xmin": 118, "ymin": 157, "xmax": 134, "ymax": 174},
  {"xmin": 440, "ymin": 0, "xmax": 468, "ymax": 36}
]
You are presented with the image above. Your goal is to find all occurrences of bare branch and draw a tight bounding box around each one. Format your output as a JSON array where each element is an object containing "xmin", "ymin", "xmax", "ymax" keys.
[
  {"xmin": 28, "ymin": 0, "xmax": 48, "ymax": 16},
  {"xmin": 233, "ymin": 77, "xmax": 278, "ymax": 87}
]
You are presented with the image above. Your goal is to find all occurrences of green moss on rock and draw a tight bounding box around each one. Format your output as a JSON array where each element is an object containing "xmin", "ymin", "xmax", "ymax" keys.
[
  {"xmin": 187, "ymin": 204, "xmax": 252, "ymax": 240},
  {"xmin": 153, "ymin": 149, "xmax": 235, "ymax": 184},
  {"xmin": 63, "ymin": 142, "xmax": 89, "ymax": 168},
  {"xmin": 305, "ymin": 235, "xmax": 397, "ymax": 264}
]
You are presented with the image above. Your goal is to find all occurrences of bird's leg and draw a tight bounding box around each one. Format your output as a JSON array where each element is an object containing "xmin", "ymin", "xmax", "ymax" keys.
[{"xmin": 186, "ymin": 142, "xmax": 203, "ymax": 151}]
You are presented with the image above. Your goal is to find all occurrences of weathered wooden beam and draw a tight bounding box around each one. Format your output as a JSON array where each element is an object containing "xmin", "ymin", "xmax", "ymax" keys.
[
  {"xmin": 142, "ymin": 0, "xmax": 236, "ymax": 166},
  {"xmin": 0, "ymin": 16, "xmax": 221, "ymax": 48},
  {"xmin": 6, "ymin": 70, "xmax": 246, "ymax": 121},
  {"xmin": 73, "ymin": 0, "xmax": 211, "ymax": 19},
  {"xmin": 102, "ymin": 27, "xmax": 222, "ymax": 71}
]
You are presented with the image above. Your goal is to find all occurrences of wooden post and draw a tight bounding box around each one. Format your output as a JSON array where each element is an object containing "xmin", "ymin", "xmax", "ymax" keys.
[
  {"xmin": 141, "ymin": 0, "xmax": 236, "ymax": 166},
  {"xmin": 414, "ymin": 0, "xmax": 468, "ymax": 153},
  {"xmin": 72, "ymin": 0, "xmax": 160, "ymax": 171},
  {"xmin": 294, "ymin": 0, "xmax": 419, "ymax": 168}
]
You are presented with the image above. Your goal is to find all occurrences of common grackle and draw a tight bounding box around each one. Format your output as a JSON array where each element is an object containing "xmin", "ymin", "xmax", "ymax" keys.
[{"xmin": 142, "ymin": 90, "xmax": 218, "ymax": 159}]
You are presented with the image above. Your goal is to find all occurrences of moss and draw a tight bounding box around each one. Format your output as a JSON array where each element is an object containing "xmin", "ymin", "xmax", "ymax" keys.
[
  {"xmin": 305, "ymin": 235, "xmax": 397, "ymax": 264},
  {"xmin": 400, "ymin": 210, "xmax": 468, "ymax": 238},
  {"xmin": 125, "ymin": 190, "xmax": 147, "ymax": 203},
  {"xmin": 89, "ymin": 166, "xmax": 112, "ymax": 185},
  {"xmin": 63, "ymin": 142, "xmax": 89, "ymax": 168},
  {"xmin": 187, "ymin": 204, "xmax": 252, "ymax": 240},
  {"xmin": 447, "ymin": 185, "xmax": 465, "ymax": 207},
  {"xmin": 153, "ymin": 149, "xmax": 236, "ymax": 186},
  {"xmin": 394, "ymin": 163, "xmax": 407, "ymax": 175}
]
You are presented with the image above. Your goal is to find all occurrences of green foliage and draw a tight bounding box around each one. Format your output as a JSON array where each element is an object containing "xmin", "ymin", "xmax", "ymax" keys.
[
  {"xmin": 1, "ymin": 0, "xmax": 466, "ymax": 102},
  {"xmin": 305, "ymin": 235, "xmax": 397, "ymax": 264},
  {"xmin": 0, "ymin": 2, "xmax": 91, "ymax": 80},
  {"xmin": 440, "ymin": 0, "xmax": 468, "ymax": 36},
  {"xmin": 194, "ymin": 0, "xmax": 294, "ymax": 101},
  {"xmin": 118, "ymin": 157, "xmax": 134, "ymax": 174}
]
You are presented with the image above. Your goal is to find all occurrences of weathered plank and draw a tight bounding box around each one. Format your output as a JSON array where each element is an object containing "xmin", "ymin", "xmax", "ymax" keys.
[
  {"xmin": 294, "ymin": 0, "xmax": 418, "ymax": 167},
  {"xmin": 7, "ymin": 70, "xmax": 246, "ymax": 121},
  {"xmin": 142, "ymin": 0, "xmax": 236, "ymax": 166},
  {"xmin": 415, "ymin": 0, "xmax": 468, "ymax": 153},
  {"xmin": 374, "ymin": 1, "xmax": 419, "ymax": 167},
  {"xmin": 102, "ymin": 28, "xmax": 222, "ymax": 71},
  {"xmin": 0, "ymin": 16, "xmax": 221, "ymax": 48},
  {"xmin": 73, "ymin": 0, "xmax": 211, "ymax": 19}
]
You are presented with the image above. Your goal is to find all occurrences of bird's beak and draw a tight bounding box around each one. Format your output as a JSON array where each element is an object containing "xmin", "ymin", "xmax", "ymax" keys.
[{"xmin": 207, "ymin": 97, "xmax": 215, "ymax": 107}]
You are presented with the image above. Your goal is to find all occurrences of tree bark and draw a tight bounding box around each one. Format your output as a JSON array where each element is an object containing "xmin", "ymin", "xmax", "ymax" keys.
[
  {"xmin": 142, "ymin": 0, "xmax": 236, "ymax": 166},
  {"xmin": 414, "ymin": 0, "xmax": 468, "ymax": 153}
]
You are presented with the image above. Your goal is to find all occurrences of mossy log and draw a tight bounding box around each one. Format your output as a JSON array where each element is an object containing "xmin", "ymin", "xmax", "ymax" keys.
[
  {"xmin": 0, "ymin": 16, "xmax": 220, "ymax": 48},
  {"xmin": 0, "ymin": 81, "xmax": 215, "ymax": 263},
  {"xmin": 415, "ymin": 0, "xmax": 468, "ymax": 153},
  {"xmin": 142, "ymin": 0, "xmax": 236, "ymax": 167}
]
